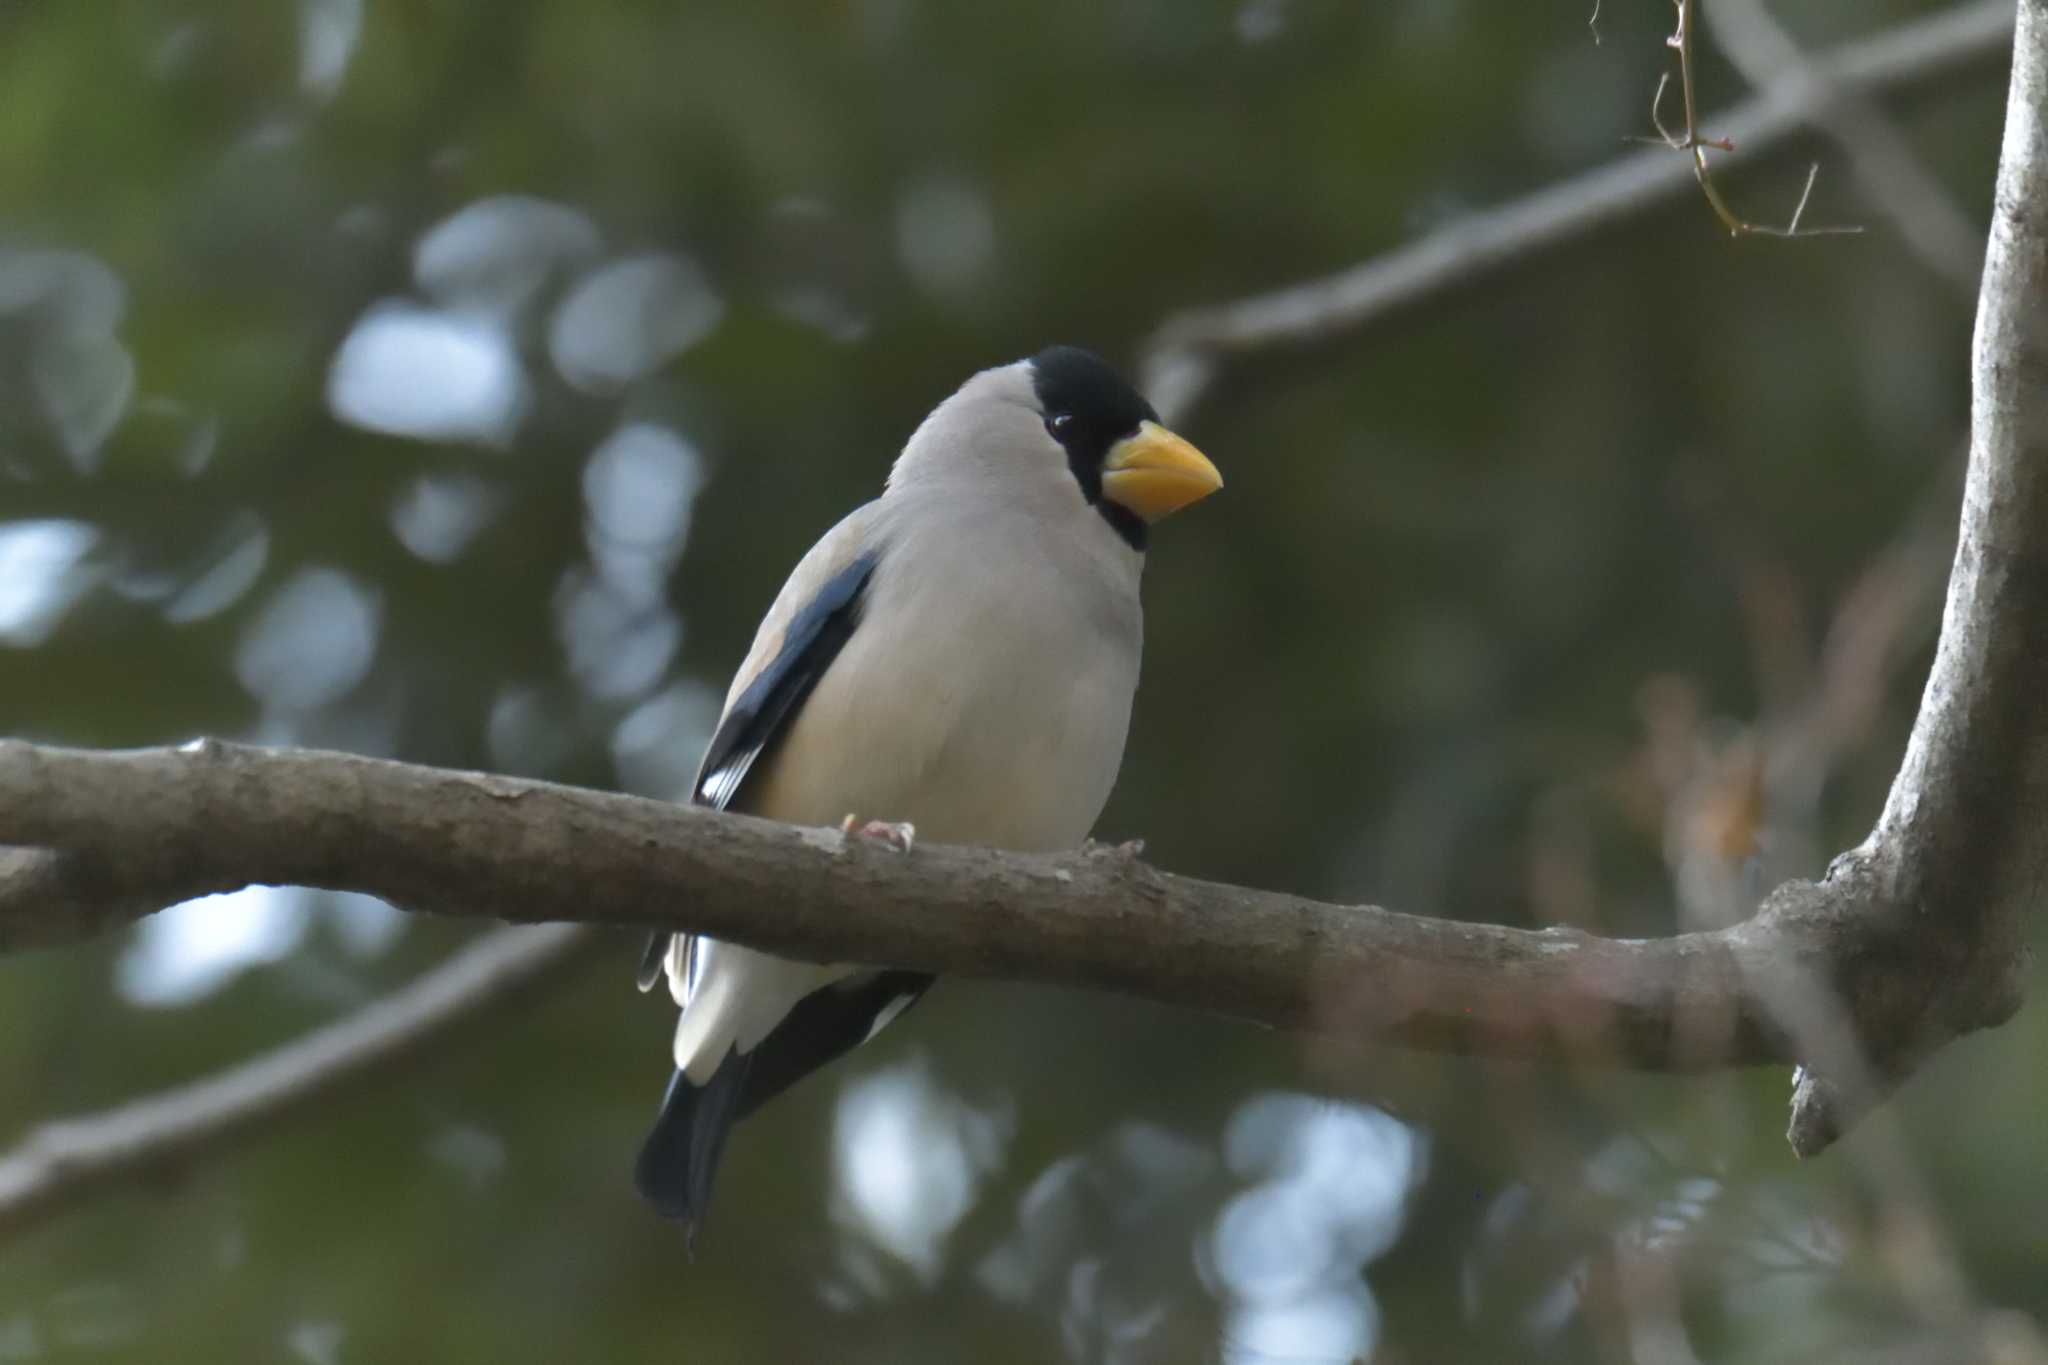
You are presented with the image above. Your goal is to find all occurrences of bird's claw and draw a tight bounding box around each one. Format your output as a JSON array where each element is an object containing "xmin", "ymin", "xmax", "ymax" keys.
[
  {"xmin": 839, "ymin": 815, "xmax": 916, "ymax": 853},
  {"xmin": 1083, "ymin": 836, "xmax": 1146, "ymax": 860}
]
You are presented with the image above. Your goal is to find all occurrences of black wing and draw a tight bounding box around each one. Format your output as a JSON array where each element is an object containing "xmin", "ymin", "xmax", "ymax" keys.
[
  {"xmin": 632, "ymin": 963, "xmax": 936, "ymax": 1234},
  {"xmin": 635, "ymin": 549, "xmax": 880, "ymax": 993},
  {"xmin": 734, "ymin": 969, "xmax": 933, "ymax": 1119},
  {"xmin": 692, "ymin": 549, "xmax": 880, "ymax": 813}
]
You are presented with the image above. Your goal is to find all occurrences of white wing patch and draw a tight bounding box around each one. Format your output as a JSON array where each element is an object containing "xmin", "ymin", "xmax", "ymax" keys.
[
  {"xmin": 863, "ymin": 991, "xmax": 919, "ymax": 1043},
  {"xmin": 669, "ymin": 938, "xmax": 857, "ymax": 1081},
  {"xmin": 664, "ymin": 934, "xmax": 699, "ymax": 1008},
  {"xmin": 696, "ymin": 754, "xmax": 754, "ymax": 812}
]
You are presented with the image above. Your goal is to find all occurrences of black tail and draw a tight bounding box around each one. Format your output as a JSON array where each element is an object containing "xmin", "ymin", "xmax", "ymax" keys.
[{"xmin": 634, "ymin": 1055, "xmax": 752, "ymax": 1244}]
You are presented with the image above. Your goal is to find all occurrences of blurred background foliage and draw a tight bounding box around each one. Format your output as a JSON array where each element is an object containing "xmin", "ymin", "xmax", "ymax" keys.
[{"xmin": 0, "ymin": 0, "xmax": 2040, "ymax": 1360}]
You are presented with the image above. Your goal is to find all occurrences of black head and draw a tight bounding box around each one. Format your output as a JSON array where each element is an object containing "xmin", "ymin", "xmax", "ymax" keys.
[{"xmin": 1030, "ymin": 345, "xmax": 1158, "ymax": 552}]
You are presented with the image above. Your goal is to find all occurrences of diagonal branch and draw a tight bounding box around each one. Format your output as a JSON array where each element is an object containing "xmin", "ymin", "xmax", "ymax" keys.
[
  {"xmin": 1651, "ymin": 0, "xmax": 1864, "ymax": 240},
  {"xmin": 1784, "ymin": 0, "xmax": 2048, "ymax": 1151},
  {"xmin": 0, "ymin": 923, "xmax": 600, "ymax": 1238},
  {"xmin": 1141, "ymin": 0, "xmax": 2014, "ymax": 423},
  {"xmin": 1707, "ymin": 0, "xmax": 1984, "ymax": 293}
]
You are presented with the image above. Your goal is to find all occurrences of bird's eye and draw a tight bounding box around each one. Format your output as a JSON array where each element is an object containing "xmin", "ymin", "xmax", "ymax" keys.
[{"xmin": 1045, "ymin": 412, "xmax": 1076, "ymax": 441}]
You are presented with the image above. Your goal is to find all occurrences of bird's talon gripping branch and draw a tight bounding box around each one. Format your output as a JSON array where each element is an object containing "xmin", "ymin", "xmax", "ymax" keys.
[{"xmin": 838, "ymin": 816, "xmax": 916, "ymax": 854}]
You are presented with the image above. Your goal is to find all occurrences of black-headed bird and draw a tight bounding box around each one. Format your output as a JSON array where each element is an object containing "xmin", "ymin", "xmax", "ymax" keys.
[{"xmin": 633, "ymin": 346, "xmax": 1221, "ymax": 1240}]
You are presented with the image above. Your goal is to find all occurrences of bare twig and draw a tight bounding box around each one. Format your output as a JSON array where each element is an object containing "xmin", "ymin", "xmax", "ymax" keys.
[
  {"xmin": 1654, "ymin": 0, "xmax": 1835, "ymax": 239},
  {"xmin": 1646, "ymin": 70, "xmax": 1683, "ymax": 147},
  {"xmin": 0, "ymin": 923, "xmax": 599, "ymax": 1237},
  {"xmin": 1663, "ymin": 0, "xmax": 1859, "ymax": 237},
  {"xmin": 1663, "ymin": 0, "xmax": 1737, "ymax": 155},
  {"xmin": 1707, "ymin": 0, "xmax": 1985, "ymax": 295},
  {"xmin": 1140, "ymin": 0, "xmax": 2011, "ymax": 422}
]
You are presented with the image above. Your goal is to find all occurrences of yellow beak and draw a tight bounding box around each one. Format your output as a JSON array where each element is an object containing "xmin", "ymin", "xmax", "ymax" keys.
[{"xmin": 1100, "ymin": 421, "xmax": 1223, "ymax": 523}]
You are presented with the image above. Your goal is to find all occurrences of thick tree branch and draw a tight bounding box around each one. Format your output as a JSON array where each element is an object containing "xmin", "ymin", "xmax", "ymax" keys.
[
  {"xmin": 0, "ymin": 727, "xmax": 2014, "ymax": 1145},
  {"xmin": 0, "ymin": 736, "xmax": 1806, "ymax": 1068},
  {"xmin": 1141, "ymin": 0, "xmax": 2014, "ymax": 423},
  {"xmin": 1782, "ymin": 0, "xmax": 2048, "ymax": 1151},
  {"xmin": 0, "ymin": 923, "xmax": 598, "ymax": 1237},
  {"xmin": 0, "ymin": 845, "xmax": 160, "ymax": 949}
]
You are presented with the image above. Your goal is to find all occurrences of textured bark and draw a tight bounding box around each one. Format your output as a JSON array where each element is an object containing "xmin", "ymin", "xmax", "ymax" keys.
[
  {"xmin": 0, "ymin": 717, "xmax": 2022, "ymax": 1154},
  {"xmin": 1781, "ymin": 0, "xmax": 2048, "ymax": 1152},
  {"xmin": 0, "ymin": 736, "xmax": 1791, "ymax": 1066}
]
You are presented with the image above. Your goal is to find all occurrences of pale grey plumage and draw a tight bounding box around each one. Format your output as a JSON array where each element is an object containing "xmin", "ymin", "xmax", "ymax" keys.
[
  {"xmin": 633, "ymin": 347, "xmax": 1218, "ymax": 1234},
  {"xmin": 668, "ymin": 360, "xmax": 1143, "ymax": 1078}
]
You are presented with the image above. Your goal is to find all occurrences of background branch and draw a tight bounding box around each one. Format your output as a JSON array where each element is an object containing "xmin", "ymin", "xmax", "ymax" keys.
[
  {"xmin": 1707, "ymin": 0, "xmax": 1984, "ymax": 293},
  {"xmin": 0, "ymin": 923, "xmax": 598, "ymax": 1238},
  {"xmin": 1140, "ymin": 0, "xmax": 2013, "ymax": 423}
]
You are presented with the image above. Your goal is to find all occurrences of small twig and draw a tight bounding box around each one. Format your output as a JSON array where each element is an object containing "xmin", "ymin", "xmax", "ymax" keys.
[
  {"xmin": 1734, "ymin": 162, "xmax": 1865, "ymax": 238},
  {"xmin": 1649, "ymin": 71, "xmax": 1680, "ymax": 146},
  {"xmin": 1784, "ymin": 163, "xmax": 1818, "ymax": 234},
  {"xmin": 1660, "ymin": 0, "xmax": 1862, "ymax": 238},
  {"xmin": 1139, "ymin": 0, "xmax": 2009, "ymax": 421},
  {"xmin": 1706, "ymin": 0, "xmax": 1983, "ymax": 293},
  {"xmin": 0, "ymin": 923, "xmax": 600, "ymax": 1237},
  {"xmin": 1666, "ymin": 3, "xmax": 1737, "ymax": 154}
]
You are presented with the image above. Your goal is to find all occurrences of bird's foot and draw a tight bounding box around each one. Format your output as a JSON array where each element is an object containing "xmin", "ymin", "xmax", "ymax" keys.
[
  {"xmin": 1084, "ymin": 836, "xmax": 1147, "ymax": 860},
  {"xmin": 839, "ymin": 815, "xmax": 916, "ymax": 853}
]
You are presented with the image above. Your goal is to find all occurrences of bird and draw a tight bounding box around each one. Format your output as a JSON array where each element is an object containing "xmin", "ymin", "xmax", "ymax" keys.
[{"xmin": 632, "ymin": 345, "xmax": 1221, "ymax": 1241}]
